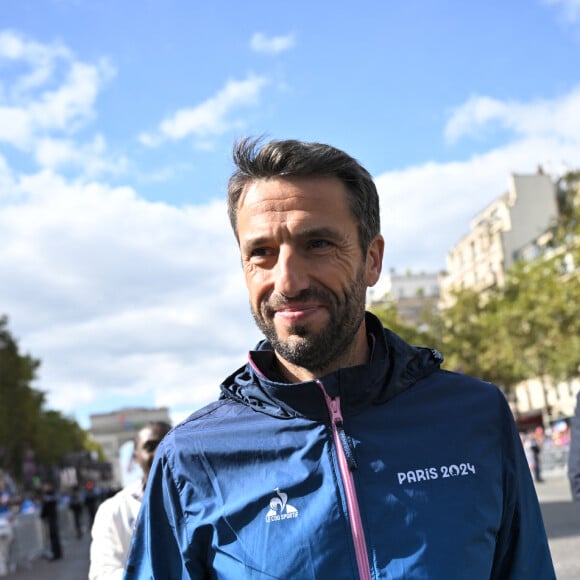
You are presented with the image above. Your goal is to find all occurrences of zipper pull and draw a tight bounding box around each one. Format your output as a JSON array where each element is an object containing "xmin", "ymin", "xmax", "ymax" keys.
[
  {"xmin": 337, "ymin": 421, "xmax": 358, "ymax": 471},
  {"xmin": 327, "ymin": 396, "xmax": 358, "ymax": 471}
]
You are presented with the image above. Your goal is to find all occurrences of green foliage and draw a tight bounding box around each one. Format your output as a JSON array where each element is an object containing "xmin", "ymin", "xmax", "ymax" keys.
[
  {"xmin": 438, "ymin": 175, "xmax": 580, "ymax": 394},
  {"xmin": 35, "ymin": 410, "xmax": 87, "ymax": 468},
  {"xmin": 554, "ymin": 170, "xmax": 580, "ymax": 241},
  {"xmin": 499, "ymin": 255, "xmax": 580, "ymax": 383},
  {"xmin": 372, "ymin": 235, "xmax": 579, "ymax": 397},
  {"xmin": 438, "ymin": 249, "xmax": 580, "ymax": 393},
  {"xmin": 0, "ymin": 315, "xmax": 42, "ymax": 480},
  {"xmin": 370, "ymin": 299, "xmax": 439, "ymax": 349},
  {"xmin": 0, "ymin": 316, "xmax": 99, "ymax": 485},
  {"xmin": 83, "ymin": 435, "xmax": 107, "ymax": 462}
]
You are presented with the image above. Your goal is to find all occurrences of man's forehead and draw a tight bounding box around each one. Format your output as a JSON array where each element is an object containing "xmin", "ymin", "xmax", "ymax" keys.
[
  {"xmin": 240, "ymin": 178, "xmax": 351, "ymax": 221},
  {"xmin": 239, "ymin": 175, "xmax": 348, "ymax": 206}
]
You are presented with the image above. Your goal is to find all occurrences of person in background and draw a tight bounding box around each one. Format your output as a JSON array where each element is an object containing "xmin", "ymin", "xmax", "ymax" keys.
[
  {"xmin": 69, "ymin": 485, "xmax": 84, "ymax": 539},
  {"xmin": 89, "ymin": 421, "xmax": 171, "ymax": 580},
  {"xmin": 568, "ymin": 391, "xmax": 580, "ymax": 503},
  {"xmin": 124, "ymin": 138, "xmax": 555, "ymax": 579},
  {"xmin": 531, "ymin": 427, "xmax": 544, "ymax": 483},
  {"xmin": 84, "ymin": 483, "xmax": 98, "ymax": 526},
  {"xmin": 40, "ymin": 483, "xmax": 62, "ymax": 561}
]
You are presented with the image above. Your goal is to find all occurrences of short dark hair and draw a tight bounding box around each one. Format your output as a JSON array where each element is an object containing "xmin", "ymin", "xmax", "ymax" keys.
[
  {"xmin": 135, "ymin": 421, "xmax": 172, "ymax": 445},
  {"xmin": 227, "ymin": 137, "xmax": 381, "ymax": 253}
]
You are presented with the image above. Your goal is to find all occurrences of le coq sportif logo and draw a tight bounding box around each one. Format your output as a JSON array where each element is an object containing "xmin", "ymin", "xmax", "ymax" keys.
[{"xmin": 265, "ymin": 488, "xmax": 299, "ymax": 523}]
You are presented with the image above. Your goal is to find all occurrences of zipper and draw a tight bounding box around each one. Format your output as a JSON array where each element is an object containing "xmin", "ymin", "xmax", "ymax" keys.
[{"xmin": 318, "ymin": 382, "xmax": 372, "ymax": 580}]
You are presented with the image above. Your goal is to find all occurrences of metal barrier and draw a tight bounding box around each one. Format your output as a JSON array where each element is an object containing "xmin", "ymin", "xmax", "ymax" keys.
[
  {"xmin": 0, "ymin": 517, "xmax": 14, "ymax": 576},
  {"xmin": 0, "ymin": 506, "xmax": 80, "ymax": 576},
  {"xmin": 10, "ymin": 513, "xmax": 44, "ymax": 570},
  {"xmin": 543, "ymin": 445, "xmax": 570, "ymax": 477}
]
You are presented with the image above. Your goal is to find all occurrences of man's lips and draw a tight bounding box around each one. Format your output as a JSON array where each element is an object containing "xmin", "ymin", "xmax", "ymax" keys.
[{"xmin": 273, "ymin": 304, "xmax": 324, "ymax": 320}]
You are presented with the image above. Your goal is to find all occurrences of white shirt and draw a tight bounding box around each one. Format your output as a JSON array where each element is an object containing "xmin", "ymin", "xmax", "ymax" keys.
[{"xmin": 89, "ymin": 480, "xmax": 144, "ymax": 580}]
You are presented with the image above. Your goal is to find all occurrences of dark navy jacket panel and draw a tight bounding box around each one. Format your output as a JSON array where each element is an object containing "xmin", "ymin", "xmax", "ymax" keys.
[{"xmin": 124, "ymin": 314, "xmax": 555, "ymax": 579}]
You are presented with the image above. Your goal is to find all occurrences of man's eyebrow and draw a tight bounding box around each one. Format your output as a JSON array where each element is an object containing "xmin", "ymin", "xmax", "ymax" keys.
[
  {"xmin": 242, "ymin": 227, "xmax": 343, "ymax": 250},
  {"xmin": 297, "ymin": 226, "xmax": 343, "ymax": 241},
  {"xmin": 241, "ymin": 235, "xmax": 271, "ymax": 252},
  {"xmin": 243, "ymin": 226, "xmax": 343, "ymax": 248}
]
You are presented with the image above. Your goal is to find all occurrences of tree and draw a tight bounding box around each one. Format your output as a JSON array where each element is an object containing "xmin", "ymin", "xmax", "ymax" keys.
[
  {"xmin": 370, "ymin": 299, "xmax": 439, "ymax": 349},
  {"xmin": 554, "ymin": 170, "xmax": 580, "ymax": 241},
  {"xmin": 0, "ymin": 316, "xmax": 99, "ymax": 486},
  {"xmin": 550, "ymin": 170, "xmax": 580, "ymax": 276},
  {"xmin": 435, "ymin": 287, "xmax": 524, "ymax": 390},
  {"xmin": 496, "ymin": 254, "xmax": 580, "ymax": 410},
  {"xmin": 0, "ymin": 315, "xmax": 43, "ymax": 481}
]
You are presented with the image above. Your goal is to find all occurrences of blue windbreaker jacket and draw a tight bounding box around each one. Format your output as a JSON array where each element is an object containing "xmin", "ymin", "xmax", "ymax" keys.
[{"xmin": 124, "ymin": 313, "xmax": 555, "ymax": 579}]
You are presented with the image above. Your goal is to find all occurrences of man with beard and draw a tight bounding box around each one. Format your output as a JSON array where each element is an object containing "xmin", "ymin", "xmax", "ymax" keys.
[{"xmin": 124, "ymin": 138, "xmax": 555, "ymax": 579}]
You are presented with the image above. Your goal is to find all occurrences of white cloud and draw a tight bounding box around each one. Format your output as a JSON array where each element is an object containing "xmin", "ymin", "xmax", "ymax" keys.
[
  {"xmin": 0, "ymin": 155, "xmax": 15, "ymax": 196},
  {"xmin": 0, "ymin": 30, "xmax": 115, "ymax": 170},
  {"xmin": 445, "ymin": 88, "xmax": 580, "ymax": 144},
  {"xmin": 34, "ymin": 134, "xmax": 127, "ymax": 176},
  {"xmin": 139, "ymin": 74, "xmax": 268, "ymax": 146},
  {"xmin": 0, "ymin": 32, "xmax": 269, "ymax": 427},
  {"xmin": 543, "ymin": 0, "xmax": 580, "ymax": 23},
  {"xmin": 250, "ymin": 32, "xmax": 295, "ymax": 54},
  {"xmin": 28, "ymin": 60, "xmax": 112, "ymax": 132},
  {"xmin": 0, "ymin": 168, "xmax": 256, "ymax": 425},
  {"xmin": 377, "ymin": 85, "xmax": 580, "ymax": 279},
  {"xmin": 0, "ymin": 106, "xmax": 34, "ymax": 146},
  {"xmin": 444, "ymin": 95, "xmax": 508, "ymax": 143},
  {"xmin": 0, "ymin": 29, "xmax": 71, "ymax": 95}
]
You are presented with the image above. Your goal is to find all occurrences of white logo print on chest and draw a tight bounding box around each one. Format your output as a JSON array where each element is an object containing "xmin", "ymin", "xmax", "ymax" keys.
[
  {"xmin": 265, "ymin": 488, "xmax": 299, "ymax": 523},
  {"xmin": 397, "ymin": 461, "xmax": 477, "ymax": 485}
]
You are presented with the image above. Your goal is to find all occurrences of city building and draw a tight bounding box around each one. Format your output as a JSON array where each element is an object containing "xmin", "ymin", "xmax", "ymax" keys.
[
  {"xmin": 368, "ymin": 270, "xmax": 441, "ymax": 328},
  {"xmin": 388, "ymin": 270, "xmax": 440, "ymax": 327},
  {"xmin": 511, "ymin": 377, "xmax": 580, "ymax": 426},
  {"xmin": 439, "ymin": 171, "xmax": 558, "ymax": 308},
  {"xmin": 438, "ymin": 169, "xmax": 579, "ymax": 426},
  {"xmin": 89, "ymin": 407, "xmax": 172, "ymax": 488}
]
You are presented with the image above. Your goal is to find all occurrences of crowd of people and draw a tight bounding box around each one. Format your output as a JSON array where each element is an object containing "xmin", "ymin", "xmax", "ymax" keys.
[
  {"xmin": 0, "ymin": 470, "xmax": 119, "ymax": 567},
  {"xmin": 0, "ymin": 472, "xmax": 112, "ymax": 521},
  {"xmin": 520, "ymin": 420, "xmax": 573, "ymax": 483},
  {"xmin": 0, "ymin": 421, "xmax": 169, "ymax": 575}
]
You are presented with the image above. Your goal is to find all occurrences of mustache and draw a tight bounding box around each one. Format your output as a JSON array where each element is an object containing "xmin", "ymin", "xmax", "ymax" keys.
[{"xmin": 263, "ymin": 287, "xmax": 335, "ymax": 312}]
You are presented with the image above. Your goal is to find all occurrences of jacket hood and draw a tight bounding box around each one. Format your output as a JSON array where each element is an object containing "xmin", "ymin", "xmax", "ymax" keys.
[{"xmin": 219, "ymin": 312, "xmax": 443, "ymax": 420}]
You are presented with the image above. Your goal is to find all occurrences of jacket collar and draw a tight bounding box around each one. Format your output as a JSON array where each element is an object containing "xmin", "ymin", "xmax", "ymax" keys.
[{"xmin": 219, "ymin": 312, "xmax": 442, "ymax": 420}]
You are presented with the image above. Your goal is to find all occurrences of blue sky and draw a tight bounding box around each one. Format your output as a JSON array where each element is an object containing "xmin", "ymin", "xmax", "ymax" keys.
[{"xmin": 1, "ymin": 0, "xmax": 580, "ymax": 428}]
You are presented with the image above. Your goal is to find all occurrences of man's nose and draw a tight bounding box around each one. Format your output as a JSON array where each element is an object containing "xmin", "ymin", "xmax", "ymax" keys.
[{"xmin": 273, "ymin": 246, "xmax": 309, "ymax": 298}]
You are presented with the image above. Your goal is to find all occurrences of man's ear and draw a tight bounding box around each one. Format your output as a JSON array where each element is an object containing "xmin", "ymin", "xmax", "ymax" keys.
[{"xmin": 365, "ymin": 234, "xmax": 384, "ymax": 287}]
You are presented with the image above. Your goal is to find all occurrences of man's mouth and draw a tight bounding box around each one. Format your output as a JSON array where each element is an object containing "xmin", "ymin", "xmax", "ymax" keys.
[{"xmin": 273, "ymin": 304, "xmax": 324, "ymax": 322}]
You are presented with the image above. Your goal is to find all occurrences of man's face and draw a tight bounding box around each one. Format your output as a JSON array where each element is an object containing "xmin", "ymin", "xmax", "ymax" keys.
[
  {"xmin": 133, "ymin": 425, "xmax": 166, "ymax": 481},
  {"xmin": 237, "ymin": 176, "xmax": 383, "ymax": 375}
]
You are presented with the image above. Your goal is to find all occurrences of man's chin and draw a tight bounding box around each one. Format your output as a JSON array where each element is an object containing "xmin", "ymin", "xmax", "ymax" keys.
[{"xmin": 274, "ymin": 326, "xmax": 312, "ymax": 343}]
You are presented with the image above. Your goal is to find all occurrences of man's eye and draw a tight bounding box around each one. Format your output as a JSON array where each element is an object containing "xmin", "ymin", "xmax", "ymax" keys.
[
  {"xmin": 250, "ymin": 248, "xmax": 269, "ymax": 258},
  {"xmin": 309, "ymin": 239, "xmax": 331, "ymax": 250}
]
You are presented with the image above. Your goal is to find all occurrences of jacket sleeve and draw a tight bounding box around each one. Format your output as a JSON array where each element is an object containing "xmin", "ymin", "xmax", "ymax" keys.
[
  {"xmin": 568, "ymin": 392, "xmax": 580, "ymax": 503},
  {"xmin": 491, "ymin": 394, "xmax": 556, "ymax": 579},
  {"xmin": 122, "ymin": 443, "xmax": 211, "ymax": 579}
]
